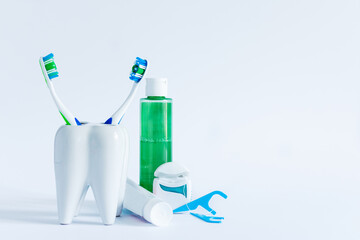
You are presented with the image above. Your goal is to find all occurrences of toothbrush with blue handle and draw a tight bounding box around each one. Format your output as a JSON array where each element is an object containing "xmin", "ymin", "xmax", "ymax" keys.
[
  {"xmin": 104, "ymin": 57, "xmax": 148, "ymax": 125},
  {"xmin": 39, "ymin": 53, "xmax": 81, "ymax": 125}
]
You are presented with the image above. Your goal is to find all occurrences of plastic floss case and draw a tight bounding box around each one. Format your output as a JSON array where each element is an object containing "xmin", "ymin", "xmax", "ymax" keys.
[{"xmin": 153, "ymin": 162, "xmax": 191, "ymax": 209}]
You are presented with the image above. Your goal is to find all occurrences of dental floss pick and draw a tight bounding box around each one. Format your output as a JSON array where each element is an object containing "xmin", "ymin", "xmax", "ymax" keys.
[{"xmin": 173, "ymin": 191, "xmax": 228, "ymax": 214}]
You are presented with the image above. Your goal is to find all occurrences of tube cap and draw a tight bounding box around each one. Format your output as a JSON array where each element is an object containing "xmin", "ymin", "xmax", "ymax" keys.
[
  {"xmin": 146, "ymin": 78, "xmax": 168, "ymax": 97},
  {"xmin": 143, "ymin": 198, "xmax": 173, "ymax": 226}
]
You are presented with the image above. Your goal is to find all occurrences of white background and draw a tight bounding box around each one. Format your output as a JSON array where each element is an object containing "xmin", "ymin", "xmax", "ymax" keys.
[{"xmin": 0, "ymin": 0, "xmax": 359, "ymax": 239}]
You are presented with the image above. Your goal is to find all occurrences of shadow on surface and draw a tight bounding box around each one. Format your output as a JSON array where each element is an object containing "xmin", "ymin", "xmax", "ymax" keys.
[
  {"xmin": 0, "ymin": 198, "xmax": 58, "ymax": 225},
  {"xmin": 0, "ymin": 197, "xmax": 104, "ymax": 225},
  {"xmin": 115, "ymin": 209, "xmax": 153, "ymax": 227},
  {"xmin": 0, "ymin": 197, "xmax": 153, "ymax": 226}
]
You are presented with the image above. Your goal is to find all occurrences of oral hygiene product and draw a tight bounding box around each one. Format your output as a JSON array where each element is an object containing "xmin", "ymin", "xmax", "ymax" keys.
[
  {"xmin": 124, "ymin": 178, "xmax": 173, "ymax": 226},
  {"xmin": 173, "ymin": 191, "xmax": 228, "ymax": 215},
  {"xmin": 39, "ymin": 53, "xmax": 81, "ymax": 125},
  {"xmin": 153, "ymin": 162, "xmax": 191, "ymax": 209},
  {"xmin": 190, "ymin": 212, "xmax": 224, "ymax": 223},
  {"xmin": 140, "ymin": 78, "xmax": 172, "ymax": 192},
  {"xmin": 105, "ymin": 57, "xmax": 148, "ymax": 125}
]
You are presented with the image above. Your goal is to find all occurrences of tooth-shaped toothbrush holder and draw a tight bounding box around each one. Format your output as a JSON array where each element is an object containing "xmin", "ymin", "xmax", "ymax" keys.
[{"xmin": 54, "ymin": 123, "xmax": 129, "ymax": 225}]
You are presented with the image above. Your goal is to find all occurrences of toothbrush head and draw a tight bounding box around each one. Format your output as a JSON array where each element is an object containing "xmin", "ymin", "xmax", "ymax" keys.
[
  {"xmin": 129, "ymin": 57, "xmax": 148, "ymax": 83},
  {"xmin": 39, "ymin": 53, "xmax": 59, "ymax": 84}
]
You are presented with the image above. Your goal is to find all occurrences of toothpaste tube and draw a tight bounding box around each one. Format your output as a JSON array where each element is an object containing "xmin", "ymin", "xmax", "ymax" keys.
[{"xmin": 124, "ymin": 178, "xmax": 173, "ymax": 226}]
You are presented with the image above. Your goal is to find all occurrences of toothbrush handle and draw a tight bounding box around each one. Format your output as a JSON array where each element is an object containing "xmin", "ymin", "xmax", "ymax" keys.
[
  {"xmin": 107, "ymin": 82, "xmax": 139, "ymax": 125},
  {"xmin": 48, "ymin": 82, "xmax": 79, "ymax": 125}
]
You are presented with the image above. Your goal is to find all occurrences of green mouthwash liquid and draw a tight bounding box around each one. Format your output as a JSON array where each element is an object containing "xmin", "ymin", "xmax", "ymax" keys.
[{"xmin": 140, "ymin": 78, "xmax": 172, "ymax": 192}]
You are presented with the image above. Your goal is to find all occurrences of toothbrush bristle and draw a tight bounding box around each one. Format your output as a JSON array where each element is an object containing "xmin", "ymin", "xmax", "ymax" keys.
[
  {"xmin": 42, "ymin": 53, "xmax": 59, "ymax": 80},
  {"xmin": 42, "ymin": 53, "xmax": 53, "ymax": 61},
  {"xmin": 129, "ymin": 57, "xmax": 147, "ymax": 82}
]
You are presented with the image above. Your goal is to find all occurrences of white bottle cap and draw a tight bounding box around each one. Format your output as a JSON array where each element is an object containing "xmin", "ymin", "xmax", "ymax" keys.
[
  {"xmin": 146, "ymin": 78, "xmax": 168, "ymax": 97},
  {"xmin": 143, "ymin": 198, "xmax": 173, "ymax": 227}
]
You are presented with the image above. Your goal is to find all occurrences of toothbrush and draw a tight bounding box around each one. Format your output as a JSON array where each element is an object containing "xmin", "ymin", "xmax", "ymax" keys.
[
  {"xmin": 104, "ymin": 57, "xmax": 148, "ymax": 125},
  {"xmin": 39, "ymin": 53, "xmax": 81, "ymax": 125}
]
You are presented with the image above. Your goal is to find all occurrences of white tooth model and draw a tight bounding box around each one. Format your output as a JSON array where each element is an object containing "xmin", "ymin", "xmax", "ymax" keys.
[{"xmin": 54, "ymin": 123, "xmax": 129, "ymax": 225}]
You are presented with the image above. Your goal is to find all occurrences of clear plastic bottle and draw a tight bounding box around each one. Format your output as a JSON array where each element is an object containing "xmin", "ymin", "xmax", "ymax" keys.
[{"xmin": 140, "ymin": 78, "xmax": 172, "ymax": 192}]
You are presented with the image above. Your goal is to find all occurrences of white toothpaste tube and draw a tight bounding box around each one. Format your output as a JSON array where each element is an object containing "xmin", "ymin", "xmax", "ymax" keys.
[{"xmin": 124, "ymin": 179, "xmax": 173, "ymax": 226}]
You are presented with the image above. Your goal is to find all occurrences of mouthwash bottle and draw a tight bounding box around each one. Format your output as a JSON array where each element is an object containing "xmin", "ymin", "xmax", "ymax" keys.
[{"xmin": 140, "ymin": 78, "xmax": 172, "ymax": 192}]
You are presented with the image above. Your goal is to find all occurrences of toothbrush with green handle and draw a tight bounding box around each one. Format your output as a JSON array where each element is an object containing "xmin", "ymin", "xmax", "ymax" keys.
[
  {"xmin": 39, "ymin": 53, "xmax": 81, "ymax": 125},
  {"xmin": 104, "ymin": 57, "xmax": 148, "ymax": 125}
]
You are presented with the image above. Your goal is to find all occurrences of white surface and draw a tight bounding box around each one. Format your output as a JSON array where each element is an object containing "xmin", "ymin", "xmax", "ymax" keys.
[
  {"xmin": 0, "ymin": 0, "xmax": 359, "ymax": 239},
  {"xmin": 54, "ymin": 124, "xmax": 129, "ymax": 225}
]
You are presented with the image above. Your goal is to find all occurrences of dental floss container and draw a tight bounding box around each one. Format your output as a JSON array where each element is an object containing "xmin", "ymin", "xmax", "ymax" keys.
[{"xmin": 153, "ymin": 162, "xmax": 191, "ymax": 209}]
